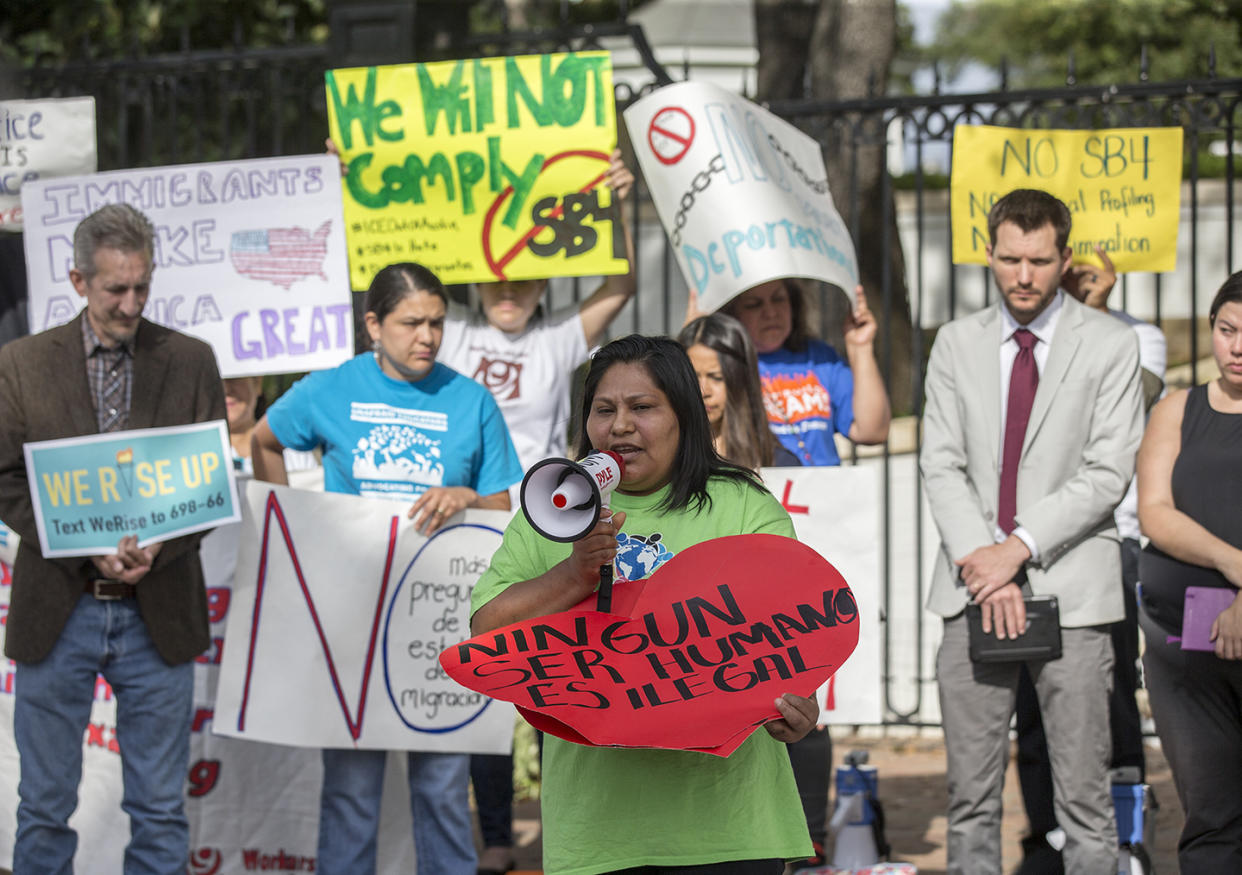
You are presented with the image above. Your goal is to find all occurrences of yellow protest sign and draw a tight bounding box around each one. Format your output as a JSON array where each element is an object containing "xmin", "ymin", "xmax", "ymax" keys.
[
  {"xmin": 326, "ymin": 52, "xmax": 626, "ymax": 288},
  {"xmin": 950, "ymin": 125, "xmax": 1183, "ymax": 272}
]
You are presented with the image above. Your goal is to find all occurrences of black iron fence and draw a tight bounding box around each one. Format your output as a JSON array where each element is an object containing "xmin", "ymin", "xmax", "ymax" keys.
[
  {"xmin": 14, "ymin": 34, "xmax": 1242, "ymax": 724},
  {"xmin": 767, "ymin": 77, "xmax": 1242, "ymax": 722}
]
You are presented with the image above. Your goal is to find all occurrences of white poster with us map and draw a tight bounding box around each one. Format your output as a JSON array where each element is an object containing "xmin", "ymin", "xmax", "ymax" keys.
[{"xmin": 21, "ymin": 154, "xmax": 352, "ymax": 378}]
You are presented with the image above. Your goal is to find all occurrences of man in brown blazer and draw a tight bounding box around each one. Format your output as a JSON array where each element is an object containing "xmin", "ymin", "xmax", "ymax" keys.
[{"xmin": 0, "ymin": 203, "xmax": 225, "ymax": 873}]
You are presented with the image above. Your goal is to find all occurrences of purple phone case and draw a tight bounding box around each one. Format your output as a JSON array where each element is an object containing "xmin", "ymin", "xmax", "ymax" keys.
[{"xmin": 1181, "ymin": 587, "xmax": 1238, "ymax": 651}]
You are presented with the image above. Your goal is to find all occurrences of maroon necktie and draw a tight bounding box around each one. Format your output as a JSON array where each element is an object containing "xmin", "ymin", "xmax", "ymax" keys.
[{"xmin": 999, "ymin": 328, "xmax": 1038, "ymax": 534}]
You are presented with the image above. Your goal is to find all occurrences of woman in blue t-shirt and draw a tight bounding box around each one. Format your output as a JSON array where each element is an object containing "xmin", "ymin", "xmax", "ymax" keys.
[
  {"xmin": 724, "ymin": 280, "xmax": 890, "ymax": 467},
  {"xmin": 251, "ymin": 262, "xmax": 523, "ymax": 875}
]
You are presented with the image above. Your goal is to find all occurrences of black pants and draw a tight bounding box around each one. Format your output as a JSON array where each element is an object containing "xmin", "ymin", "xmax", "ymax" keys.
[
  {"xmin": 787, "ymin": 725, "xmax": 832, "ymax": 848},
  {"xmin": 471, "ymin": 753, "xmax": 514, "ymax": 847},
  {"xmin": 1142, "ymin": 608, "xmax": 1242, "ymax": 870},
  {"xmin": 1015, "ymin": 539, "xmax": 1146, "ymax": 847}
]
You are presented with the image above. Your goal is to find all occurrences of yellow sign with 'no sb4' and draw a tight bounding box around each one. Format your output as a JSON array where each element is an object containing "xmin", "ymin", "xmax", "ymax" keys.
[
  {"xmin": 326, "ymin": 52, "xmax": 627, "ymax": 289},
  {"xmin": 950, "ymin": 125, "xmax": 1184, "ymax": 272}
]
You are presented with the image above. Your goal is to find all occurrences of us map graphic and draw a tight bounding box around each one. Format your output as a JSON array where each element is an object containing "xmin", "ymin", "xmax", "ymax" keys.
[{"xmin": 229, "ymin": 221, "xmax": 332, "ymax": 289}]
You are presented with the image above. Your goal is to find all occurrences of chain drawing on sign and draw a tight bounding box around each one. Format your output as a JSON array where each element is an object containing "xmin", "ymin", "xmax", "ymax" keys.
[{"xmin": 669, "ymin": 153, "xmax": 726, "ymax": 247}]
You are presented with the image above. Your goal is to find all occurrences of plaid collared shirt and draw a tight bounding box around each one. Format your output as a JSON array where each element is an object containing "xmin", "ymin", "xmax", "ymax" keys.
[{"xmin": 81, "ymin": 316, "xmax": 135, "ymax": 433}]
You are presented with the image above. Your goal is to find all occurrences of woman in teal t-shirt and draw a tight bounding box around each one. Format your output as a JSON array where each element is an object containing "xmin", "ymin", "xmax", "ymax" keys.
[
  {"xmin": 471, "ymin": 335, "xmax": 818, "ymax": 875},
  {"xmin": 252, "ymin": 262, "xmax": 523, "ymax": 875}
]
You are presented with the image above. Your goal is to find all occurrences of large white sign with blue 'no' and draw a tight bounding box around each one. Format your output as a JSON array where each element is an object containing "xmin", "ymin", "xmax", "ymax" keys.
[
  {"xmin": 625, "ymin": 81, "xmax": 859, "ymax": 313},
  {"xmin": 21, "ymin": 154, "xmax": 353, "ymax": 378}
]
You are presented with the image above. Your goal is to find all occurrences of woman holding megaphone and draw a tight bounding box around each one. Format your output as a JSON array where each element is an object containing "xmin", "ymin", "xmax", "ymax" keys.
[{"xmin": 471, "ymin": 335, "xmax": 819, "ymax": 875}]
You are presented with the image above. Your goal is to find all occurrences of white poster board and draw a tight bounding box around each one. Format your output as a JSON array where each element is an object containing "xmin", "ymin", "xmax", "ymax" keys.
[
  {"xmin": 0, "ymin": 508, "xmax": 428, "ymax": 874},
  {"xmin": 214, "ymin": 482, "xmax": 517, "ymax": 752},
  {"xmin": 21, "ymin": 155, "xmax": 353, "ymax": 377},
  {"xmin": 761, "ymin": 465, "xmax": 882, "ymax": 724},
  {"xmin": 0, "ymin": 97, "xmax": 96, "ymax": 231},
  {"xmin": 624, "ymin": 81, "xmax": 859, "ymax": 313}
]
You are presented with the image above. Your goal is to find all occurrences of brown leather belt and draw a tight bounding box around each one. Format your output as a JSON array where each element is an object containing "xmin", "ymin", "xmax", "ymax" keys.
[{"xmin": 85, "ymin": 579, "xmax": 137, "ymax": 600}]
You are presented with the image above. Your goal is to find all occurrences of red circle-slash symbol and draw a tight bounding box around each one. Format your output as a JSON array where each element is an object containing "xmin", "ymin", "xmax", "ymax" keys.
[
  {"xmin": 481, "ymin": 149, "xmax": 610, "ymax": 281},
  {"xmin": 647, "ymin": 107, "xmax": 695, "ymax": 165}
]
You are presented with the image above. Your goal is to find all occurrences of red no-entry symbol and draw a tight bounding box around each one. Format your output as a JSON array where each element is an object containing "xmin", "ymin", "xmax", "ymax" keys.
[
  {"xmin": 481, "ymin": 150, "xmax": 610, "ymax": 281},
  {"xmin": 647, "ymin": 106, "xmax": 695, "ymax": 166}
]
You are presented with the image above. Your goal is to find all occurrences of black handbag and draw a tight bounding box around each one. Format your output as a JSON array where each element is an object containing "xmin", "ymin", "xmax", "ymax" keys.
[{"xmin": 966, "ymin": 593, "xmax": 1062, "ymax": 663}]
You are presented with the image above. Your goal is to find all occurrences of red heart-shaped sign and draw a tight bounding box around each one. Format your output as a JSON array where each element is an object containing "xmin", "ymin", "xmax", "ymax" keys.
[{"xmin": 440, "ymin": 533, "xmax": 859, "ymax": 756}]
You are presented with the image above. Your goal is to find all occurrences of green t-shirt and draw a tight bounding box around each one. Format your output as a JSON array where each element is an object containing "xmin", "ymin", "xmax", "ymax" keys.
[{"xmin": 472, "ymin": 475, "xmax": 814, "ymax": 875}]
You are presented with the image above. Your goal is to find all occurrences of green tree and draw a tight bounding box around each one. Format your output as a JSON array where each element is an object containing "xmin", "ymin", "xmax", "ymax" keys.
[
  {"xmin": 928, "ymin": 0, "xmax": 1242, "ymax": 88},
  {"xmin": 2, "ymin": 0, "xmax": 328, "ymax": 66}
]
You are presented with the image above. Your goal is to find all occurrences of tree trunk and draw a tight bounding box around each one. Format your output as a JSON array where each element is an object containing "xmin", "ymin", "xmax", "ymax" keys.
[
  {"xmin": 753, "ymin": 0, "xmax": 818, "ymax": 100},
  {"xmin": 755, "ymin": 0, "xmax": 915, "ymax": 414}
]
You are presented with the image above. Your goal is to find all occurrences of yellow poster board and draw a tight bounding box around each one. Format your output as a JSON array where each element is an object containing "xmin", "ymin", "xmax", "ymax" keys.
[
  {"xmin": 950, "ymin": 125, "xmax": 1183, "ymax": 272},
  {"xmin": 326, "ymin": 52, "xmax": 626, "ymax": 288}
]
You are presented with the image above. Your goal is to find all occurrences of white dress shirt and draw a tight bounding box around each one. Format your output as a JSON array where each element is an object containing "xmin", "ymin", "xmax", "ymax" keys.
[{"xmin": 996, "ymin": 290, "xmax": 1065, "ymax": 562}]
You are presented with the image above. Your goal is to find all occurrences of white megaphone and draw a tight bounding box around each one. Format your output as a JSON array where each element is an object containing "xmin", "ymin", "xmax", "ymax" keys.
[{"xmin": 520, "ymin": 450, "xmax": 625, "ymax": 542}]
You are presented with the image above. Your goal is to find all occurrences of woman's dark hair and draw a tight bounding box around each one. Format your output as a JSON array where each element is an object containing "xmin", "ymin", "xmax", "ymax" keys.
[
  {"xmin": 677, "ymin": 313, "xmax": 780, "ymax": 471},
  {"xmin": 365, "ymin": 262, "xmax": 447, "ymax": 322},
  {"xmin": 575, "ymin": 335, "xmax": 759, "ymax": 513},
  {"xmin": 1210, "ymin": 271, "xmax": 1242, "ymax": 326}
]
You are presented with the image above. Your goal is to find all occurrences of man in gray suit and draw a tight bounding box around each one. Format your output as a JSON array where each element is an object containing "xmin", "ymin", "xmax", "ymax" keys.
[
  {"xmin": 921, "ymin": 189, "xmax": 1145, "ymax": 874},
  {"xmin": 0, "ymin": 203, "xmax": 225, "ymax": 873}
]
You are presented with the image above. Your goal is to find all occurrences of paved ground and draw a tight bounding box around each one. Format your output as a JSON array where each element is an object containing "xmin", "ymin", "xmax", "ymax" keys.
[
  {"xmin": 0, "ymin": 732, "xmax": 1176, "ymax": 875},
  {"xmin": 504, "ymin": 732, "xmax": 1182, "ymax": 875}
]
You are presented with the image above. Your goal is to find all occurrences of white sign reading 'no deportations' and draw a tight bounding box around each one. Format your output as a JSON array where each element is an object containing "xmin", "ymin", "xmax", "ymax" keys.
[{"xmin": 625, "ymin": 81, "xmax": 859, "ymax": 313}]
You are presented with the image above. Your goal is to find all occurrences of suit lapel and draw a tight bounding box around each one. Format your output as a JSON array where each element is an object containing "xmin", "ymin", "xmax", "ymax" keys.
[
  {"xmin": 129, "ymin": 320, "xmax": 170, "ymax": 430},
  {"xmin": 1023, "ymin": 299, "xmax": 1083, "ymax": 454},
  {"xmin": 55, "ymin": 313, "xmax": 102, "ymax": 436},
  {"xmin": 971, "ymin": 307, "xmax": 1003, "ymax": 471}
]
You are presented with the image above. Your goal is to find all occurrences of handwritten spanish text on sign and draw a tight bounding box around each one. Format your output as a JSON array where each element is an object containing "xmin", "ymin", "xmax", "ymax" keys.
[
  {"xmin": 21, "ymin": 155, "xmax": 353, "ymax": 377},
  {"xmin": 0, "ymin": 97, "xmax": 96, "ymax": 232},
  {"xmin": 625, "ymin": 81, "xmax": 859, "ymax": 314},
  {"xmin": 441, "ymin": 533, "xmax": 860, "ymax": 757},
  {"xmin": 23, "ymin": 421, "xmax": 239, "ymax": 557},
  {"xmin": 326, "ymin": 53, "xmax": 627, "ymax": 287},
  {"xmin": 214, "ymin": 483, "xmax": 515, "ymax": 753},
  {"xmin": 950, "ymin": 124, "xmax": 1184, "ymax": 272}
]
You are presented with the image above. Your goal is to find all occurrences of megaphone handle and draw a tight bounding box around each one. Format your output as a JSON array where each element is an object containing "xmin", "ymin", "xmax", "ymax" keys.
[{"xmin": 596, "ymin": 563, "xmax": 613, "ymax": 613}]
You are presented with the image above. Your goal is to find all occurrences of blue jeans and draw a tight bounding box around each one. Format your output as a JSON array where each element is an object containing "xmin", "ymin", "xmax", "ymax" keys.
[
  {"xmin": 13, "ymin": 595, "xmax": 194, "ymax": 875},
  {"xmin": 317, "ymin": 748, "xmax": 476, "ymax": 874}
]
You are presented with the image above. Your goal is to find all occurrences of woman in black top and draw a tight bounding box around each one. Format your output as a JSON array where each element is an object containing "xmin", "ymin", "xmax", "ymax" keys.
[{"xmin": 1137, "ymin": 272, "xmax": 1242, "ymax": 869}]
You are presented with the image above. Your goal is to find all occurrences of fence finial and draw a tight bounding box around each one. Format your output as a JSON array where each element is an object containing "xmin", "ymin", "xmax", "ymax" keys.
[
  {"xmin": 1140, "ymin": 44, "xmax": 1149, "ymax": 83},
  {"xmin": 1066, "ymin": 49, "xmax": 1077, "ymax": 86}
]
